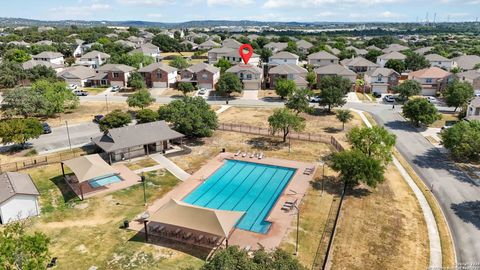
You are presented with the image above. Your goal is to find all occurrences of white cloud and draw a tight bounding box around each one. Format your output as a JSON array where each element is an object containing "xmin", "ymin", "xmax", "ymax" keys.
[
  {"xmin": 207, "ymin": 0, "xmax": 254, "ymax": 6},
  {"xmin": 379, "ymin": 11, "xmax": 403, "ymax": 18},
  {"xmin": 315, "ymin": 11, "xmax": 337, "ymax": 17},
  {"xmin": 147, "ymin": 13, "xmax": 163, "ymax": 18},
  {"xmin": 117, "ymin": 0, "xmax": 171, "ymax": 6},
  {"xmin": 50, "ymin": 4, "xmax": 111, "ymax": 18},
  {"xmin": 263, "ymin": 0, "xmax": 404, "ymax": 8}
]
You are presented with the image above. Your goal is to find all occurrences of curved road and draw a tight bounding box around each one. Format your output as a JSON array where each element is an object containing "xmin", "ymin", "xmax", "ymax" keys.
[{"xmin": 346, "ymin": 102, "xmax": 480, "ymax": 265}]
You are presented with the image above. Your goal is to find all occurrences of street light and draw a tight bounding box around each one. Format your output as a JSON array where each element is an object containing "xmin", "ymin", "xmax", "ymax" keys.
[
  {"xmin": 141, "ymin": 173, "xmax": 147, "ymax": 206},
  {"xmin": 105, "ymin": 94, "xmax": 109, "ymax": 113},
  {"xmin": 141, "ymin": 212, "xmax": 150, "ymax": 242},
  {"xmin": 292, "ymin": 204, "xmax": 300, "ymax": 256},
  {"xmin": 65, "ymin": 121, "xmax": 72, "ymax": 151}
]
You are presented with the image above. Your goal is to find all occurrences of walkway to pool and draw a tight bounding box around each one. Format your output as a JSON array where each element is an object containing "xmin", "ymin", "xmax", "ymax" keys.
[{"xmin": 129, "ymin": 152, "xmax": 316, "ymax": 251}]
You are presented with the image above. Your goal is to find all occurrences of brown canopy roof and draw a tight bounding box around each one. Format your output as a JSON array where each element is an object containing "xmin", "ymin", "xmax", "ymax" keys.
[
  {"xmin": 149, "ymin": 199, "xmax": 245, "ymax": 237},
  {"xmin": 63, "ymin": 154, "xmax": 119, "ymax": 183}
]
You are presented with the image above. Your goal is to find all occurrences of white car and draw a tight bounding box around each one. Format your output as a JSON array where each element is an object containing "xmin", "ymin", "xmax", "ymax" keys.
[
  {"xmin": 426, "ymin": 96, "xmax": 437, "ymax": 103},
  {"xmin": 383, "ymin": 95, "xmax": 396, "ymax": 102},
  {"xmin": 73, "ymin": 90, "xmax": 88, "ymax": 96},
  {"xmin": 111, "ymin": 86, "xmax": 120, "ymax": 92},
  {"xmin": 309, "ymin": 96, "xmax": 321, "ymax": 102},
  {"xmin": 198, "ymin": 88, "xmax": 207, "ymax": 95},
  {"xmin": 68, "ymin": 84, "xmax": 78, "ymax": 90}
]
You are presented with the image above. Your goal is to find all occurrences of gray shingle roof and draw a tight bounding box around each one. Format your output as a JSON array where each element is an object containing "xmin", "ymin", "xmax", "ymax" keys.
[
  {"xmin": 382, "ymin": 44, "xmax": 409, "ymax": 53},
  {"xmin": 315, "ymin": 64, "xmax": 357, "ymax": 76},
  {"xmin": 0, "ymin": 172, "xmax": 39, "ymax": 204},
  {"xmin": 97, "ymin": 64, "xmax": 135, "ymax": 73},
  {"xmin": 81, "ymin": 50, "xmax": 111, "ymax": 59},
  {"xmin": 59, "ymin": 66, "xmax": 96, "ymax": 80},
  {"xmin": 186, "ymin": 62, "xmax": 219, "ymax": 74},
  {"xmin": 378, "ymin": 51, "xmax": 406, "ymax": 60},
  {"xmin": 452, "ymin": 55, "xmax": 480, "ymax": 70},
  {"xmin": 296, "ymin": 40, "xmax": 313, "ymax": 49},
  {"xmin": 425, "ymin": 54, "xmax": 451, "ymax": 62},
  {"xmin": 458, "ymin": 70, "xmax": 480, "ymax": 80},
  {"xmin": 414, "ymin": 46, "xmax": 434, "ymax": 55},
  {"xmin": 308, "ymin": 51, "xmax": 338, "ymax": 60},
  {"xmin": 22, "ymin": 59, "xmax": 63, "ymax": 70},
  {"xmin": 365, "ymin": 68, "xmax": 399, "ymax": 77},
  {"xmin": 32, "ymin": 51, "xmax": 63, "ymax": 59},
  {"xmin": 341, "ymin": 56, "xmax": 378, "ymax": 67},
  {"xmin": 92, "ymin": 121, "xmax": 184, "ymax": 152},
  {"xmin": 222, "ymin": 38, "xmax": 242, "ymax": 49},
  {"xmin": 226, "ymin": 64, "xmax": 262, "ymax": 75},
  {"xmin": 268, "ymin": 64, "xmax": 307, "ymax": 75},
  {"xmin": 270, "ymin": 51, "xmax": 299, "ymax": 60},
  {"xmin": 138, "ymin": 62, "xmax": 177, "ymax": 73}
]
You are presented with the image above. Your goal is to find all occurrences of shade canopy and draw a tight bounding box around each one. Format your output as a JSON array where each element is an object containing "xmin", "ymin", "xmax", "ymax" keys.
[
  {"xmin": 149, "ymin": 199, "xmax": 245, "ymax": 238},
  {"xmin": 63, "ymin": 154, "xmax": 119, "ymax": 183}
]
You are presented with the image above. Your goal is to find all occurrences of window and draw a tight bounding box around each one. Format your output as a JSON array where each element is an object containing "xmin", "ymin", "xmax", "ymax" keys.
[
  {"xmin": 113, "ymin": 72, "xmax": 119, "ymax": 78},
  {"xmin": 426, "ymin": 78, "xmax": 433, "ymax": 83},
  {"xmin": 156, "ymin": 71, "xmax": 162, "ymax": 79},
  {"xmin": 330, "ymin": 60, "xmax": 334, "ymax": 63},
  {"xmin": 475, "ymin": 108, "xmax": 480, "ymax": 116},
  {"xmin": 240, "ymin": 73, "xmax": 244, "ymax": 79},
  {"xmin": 202, "ymin": 73, "xmax": 208, "ymax": 80},
  {"xmin": 377, "ymin": 75, "xmax": 383, "ymax": 82},
  {"xmin": 246, "ymin": 74, "xmax": 252, "ymax": 80},
  {"xmin": 284, "ymin": 59, "xmax": 287, "ymax": 62}
]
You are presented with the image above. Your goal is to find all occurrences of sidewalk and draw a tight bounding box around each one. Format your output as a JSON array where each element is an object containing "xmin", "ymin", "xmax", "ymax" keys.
[
  {"xmin": 215, "ymin": 105, "xmax": 231, "ymax": 115},
  {"xmin": 150, "ymin": 154, "xmax": 191, "ymax": 181}
]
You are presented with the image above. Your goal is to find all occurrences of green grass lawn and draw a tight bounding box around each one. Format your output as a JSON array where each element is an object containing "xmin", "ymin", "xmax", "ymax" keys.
[
  {"xmin": 83, "ymin": 87, "xmax": 107, "ymax": 95},
  {"xmin": 26, "ymin": 165, "xmax": 204, "ymax": 270},
  {"xmin": 431, "ymin": 113, "xmax": 459, "ymax": 128},
  {"xmin": 125, "ymin": 157, "xmax": 159, "ymax": 171}
]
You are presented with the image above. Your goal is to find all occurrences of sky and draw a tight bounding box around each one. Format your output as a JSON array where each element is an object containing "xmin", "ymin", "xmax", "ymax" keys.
[{"xmin": 1, "ymin": 0, "xmax": 479, "ymax": 23}]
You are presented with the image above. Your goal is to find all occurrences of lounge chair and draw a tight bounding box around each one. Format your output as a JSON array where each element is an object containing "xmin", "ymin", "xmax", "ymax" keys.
[
  {"xmin": 242, "ymin": 152, "xmax": 248, "ymax": 157},
  {"xmin": 172, "ymin": 228, "xmax": 181, "ymax": 236},
  {"xmin": 244, "ymin": 245, "xmax": 251, "ymax": 252},
  {"xmin": 258, "ymin": 152, "xmax": 264, "ymax": 159},
  {"xmin": 157, "ymin": 226, "xmax": 165, "ymax": 233},
  {"xmin": 183, "ymin": 232, "xmax": 192, "ymax": 240},
  {"xmin": 234, "ymin": 150, "xmax": 241, "ymax": 156},
  {"xmin": 209, "ymin": 236, "xmax": 218, "ymax": 244},
  {"xmin": 250, "ymin": 152, "xmax": 256, "ymax": 158},
  {"xmin": 196, "ymin": 235, "xmax": 204, "ymax": 242}
]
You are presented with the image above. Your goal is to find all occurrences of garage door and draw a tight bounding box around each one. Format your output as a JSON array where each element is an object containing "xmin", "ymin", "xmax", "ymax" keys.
[
  {"xmin": 243, "ymin": 81, "xmax": 260, "ymax": 90},
  {"xmin": 198, "ymin": 83, "xmax": 213, "ymax": 89},
  {"xmin": 372, "ymin": 85, "xmax": 388, "ymax": 94},
  {"xmin": 153, "ymin": 82, "xmax": 167, "ymax": 88},
  {"xmin": 110, "ymin": 81, "xmax": 124, "ymax": 87},
  {"xmin": 421, "ymin": 88, "xmax": 437, "ymax": 96}
]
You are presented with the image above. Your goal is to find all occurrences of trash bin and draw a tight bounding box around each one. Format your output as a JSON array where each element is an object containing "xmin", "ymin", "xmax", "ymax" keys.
[
  {"xmin": 123, "ymin": 220, "xmax": 129, "ymax": 229},
  {"xmin": 222, "ymin": 148, "xmax": 225, "ymax": 153}
]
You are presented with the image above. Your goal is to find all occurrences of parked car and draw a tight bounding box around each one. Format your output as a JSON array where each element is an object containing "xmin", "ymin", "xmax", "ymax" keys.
[
  {"xmin": 41, "ymin": 122, "xmax": 51, "ymax": 134},
  {"xmin": 309, "ymin": 96, "xmax": 322, "ymax": 102},
  {"xmin": 441, "ymin": 121, "xmax": 457, "ymax": 130},
  {"xmin": 372, "ymin": 92, "xmax": 381, "ymax": 98},
  {"xmin": 426, "ymin": 96, "xmax": 437, "ymax": 103},
  {"xmin": 383, "ymin": 95, "xmax": 396, "ymax": 102},
  {"xmin": 198, "ymin": 88, "xmax": 207, "ymax": 95},
  {"xmin": 68, "ymin": 84, "xmax": 78, "ymax": 90},
  {"xmin": 73, "ymin": 90, "xmax": 88, "ymax": 96},
  {"xmin": 93, "ymin": 115, "xmax": 104, "ymax": 123},
  {"xmin": 111, "ymin": 86, "xmax": 120, "ymax": 92}
]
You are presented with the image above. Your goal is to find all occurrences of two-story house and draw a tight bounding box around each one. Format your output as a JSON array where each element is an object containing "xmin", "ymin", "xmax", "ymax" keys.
[
  {"xmin": 457, "ymin": 70, "xmax": 480, "ymax": 91},
  {"xmin": 268, "ymin": 51, "xmax": 299, "ymax": 66},
  {"xmin": 364, "ymin": 68, "xmax": 400, "ymax": 94},
  {"xmin": 307, "ymin": 51, "xmax": 339, "ymax": 67},
  {"xmin": 264, "ymin": 42, "xmax": 288, "ymax": 54},
  {"xmin": 96, "ymin": 64, "xmax": 136, "ymax": 88},
  {"xmin": 382, "ymin": 44, "xmax": 409, "ymax": 53},
  {"xmin": 180, "ymin": 62, "xmax": 220, "ymax": 89},
  {"xmin": 345, "ymin": 46, "xmax": 368, "ymax": 56},
  {"xmin": 32, "ymin": 51, "xmax": 64, "ymax": 65},
  {"xmin": 128, "ymin": 43, "xmax": 162, "ymax": 62},
  {"xmin": 198, "ymin": 40, "xmax": 221, "ymax": 51},
  {"xmin": 138, "ymin": 62, "xmax": 178, "ymax": 88},
  {"xmin": 341, "ymin": 56, "xmax": 378, "ymax": 74},
  {"xmin": 226, "ymin": 64, "xmax": 263, "ymax": 90},
  {"xmin": 268, "ymin": 64, "xmax": 308, "ymax": 89},
  {"xmin": 452, "ymin": 55, "xmax": 480, "ymax": 71},
  {"xmin": 466, "ymin": 97, "xmax": 480, "ymax": 121},
  {"xmin": 314, "ymin": 64, "xmax": 357, "ymax": 89},
  {"xmin": 208, "ymin": 47, "xmax": 260, "ymax": 66},
  {"xmin": 222, "ymin": 38, "xmax": 242, "ymax": 49},
  {"xmin": 425, "ymin": 54, "xmax": 456, "ymax": 71},
  {"xmin": 78, "ymin": 50, "xmax": 111, "ymax": 69},
  {"xmin": 376, "ymin": 51, "xmax": 406, "ymax": 68},
  {"xmin": 407, "ymin": 67, "xmax": 453, "ymax": 96},
  {"xmin": 296, "ymin": 40, "xmax": 313, "ymax": 55}
]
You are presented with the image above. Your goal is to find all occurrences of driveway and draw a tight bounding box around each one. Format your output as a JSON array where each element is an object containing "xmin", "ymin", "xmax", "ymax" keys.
[{"xmin": 346, "ymin": 102, "xmax": 480, "ymax": 264}]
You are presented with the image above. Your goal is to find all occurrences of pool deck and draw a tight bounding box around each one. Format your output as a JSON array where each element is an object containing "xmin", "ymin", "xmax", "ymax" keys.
[{"xmin": 130, "ymin": 152, "xmax": 316, "ymax": 250}]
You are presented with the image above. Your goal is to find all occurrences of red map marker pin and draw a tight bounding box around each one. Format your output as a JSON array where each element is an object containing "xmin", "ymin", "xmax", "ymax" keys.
[{"xmin": 239, "ymin": 44, "xmax": 253, "ymax": 65}]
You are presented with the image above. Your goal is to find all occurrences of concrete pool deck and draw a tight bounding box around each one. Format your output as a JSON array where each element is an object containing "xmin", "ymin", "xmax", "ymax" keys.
[{"xmin": 130, "ymin": 152, "xmax": 316, "ymax": 250}]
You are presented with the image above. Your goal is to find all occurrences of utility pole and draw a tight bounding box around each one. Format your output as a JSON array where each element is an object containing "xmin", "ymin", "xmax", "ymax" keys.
[
  {"xmin": 105, "ymin": 94, "xmax": 109, "ymax": 113},
  {"xmin": 65, "ymin": 121, "xmax": 72, "ymax": 151}
]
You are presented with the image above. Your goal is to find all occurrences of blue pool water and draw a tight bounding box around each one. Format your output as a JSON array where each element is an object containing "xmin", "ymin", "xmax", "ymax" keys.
[
  {"xmin": 89, "ymin": 174, "xmax": 122, "ymax": 188},
  {"xmin": 182, "ymin": 160, "xmax": 296, "ymax": 234}
]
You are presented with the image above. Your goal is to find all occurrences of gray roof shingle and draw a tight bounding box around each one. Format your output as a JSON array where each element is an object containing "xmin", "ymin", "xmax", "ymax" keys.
[{"xmin": 0, "ymin": 172, "xmax": 39, "ymax": 204}]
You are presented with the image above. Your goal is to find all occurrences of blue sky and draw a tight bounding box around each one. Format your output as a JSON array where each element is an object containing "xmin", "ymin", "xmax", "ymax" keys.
[{"xmin": 1, "ymin": 0, "xmax": 479, "ymax": 23}]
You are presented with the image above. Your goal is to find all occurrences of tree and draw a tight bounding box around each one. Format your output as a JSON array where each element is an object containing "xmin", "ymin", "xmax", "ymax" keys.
[
  {"xmin": 259, "ymin": 47, "xmax": 273, "ymax": 63},
  {"xmin": 285, "ymin": 41, "xmax": 298, "ymax": 55},
  {"xmin": 168, "ymin": 56, "xmax": 189, "ymax": 70},
  {"xmin": 109, "ymin": 53, "xmax": 154, "ymax": 69},
  {"xmin": 365, "ymin": 49, "xmax": 383, "ymax": 63},
  {"xmin": 201, "ymin": 246, "xmax": 306, "ymax": 270},
  {"xmin": 443, "ymin": 80, "xmax": 474, "ymax": 112},
  {"xmin": 330, "ymin": 149, "xmax": 385, "ymax": 188},
  {"xmin": 347, "ymin": 126, "xmax": 396, "ymax": 164},
  {"xmin": 177, "ymin": 82, "xmax": 195, "ymax": 96},
  {"xmin": 127, "ymin": 72, "xmax": 146, "ymax": 90},
  {"xmin": 336, "ymin": 109, "xmax": 353, "ymax": 130},
  {"xmin": 0, "ymin": 118, "xmax": 43, "ymax": 148},
  {"xmin": 214, "ymin": 57, "xmax": 232, "ymax": 74},
  {"xmin": 305, "ymin": 70, "xmax": 317, "ymax": 89},
  {"xmin": 385, "ymin": 59, "xmax": 406, "ymax": 73},
  {"xmin": 126, "ymin": 89, "xmax": 154, "ymax": 109},
  {"xmin": 158, "ymin": 97, "xmax": 218, "ymax": 137},
  {"xmin": 318, "ymin": 75, "xmax": 351, "ymax": 112},
  {"xmin": 285, "ymin": 87, "xmax": 313, "ymax": 115},
  {"xmin": 392, "ymin": 80, "xmax": 422, "ymax": 100},
  {"xmin": 31, "ymin": 80, "xmax": 79, "ymax": 116},
  {"xmin": 402, "ymin": 98, "xmax": 441, "ymax": 127},
  {"xmin": 474, "ymin": 63, "xmax": 480, "ymax": 70},
  {"xmin": 405, "ymin": 51, "xmax": 430, "ymax": 71},
  {"xmin": 3, "ymin": 49, "xmax": 31, "ymax": 63},
  {"xmin": 98, "ymin": 109, "xmax": 132, "ymax": 132},
  {"xmin": 25, "ymin": 65, "xmax": 58, "ymax": 82},
  {"xmin": 268, "ymin": 108, "xmax": 306, "ymax": 142},
  {"xmin": 1, "ymin": 88, "xmax": 46, "ymax": 118},
  {"xmin": 441, "ymin": 120, "xmax": 480, "ymax": 162},
  {"xmin": 152, "ymin": 34, "xmax": 183, "ymax": 52},
  {"xmin": 0, "ymin": 61, "xmax": 26, "ymax": 88},
  {"xmin": 0, "ymin": 221, "xmax": 50, "ymax": 269},
  {"xmin": 275, "ymin": 79, "xmax": 296, "ymax": 99},
  {"xmin": 216, "ymin": 73, "xmax": 243, "ymax": 104},
  {"xmin": 136, "ymin": 109, "xmax": 159, "ymax": 124}
]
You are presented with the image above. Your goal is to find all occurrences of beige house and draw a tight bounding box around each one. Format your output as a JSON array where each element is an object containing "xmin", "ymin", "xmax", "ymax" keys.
[
  {"xmin": 226, "ymin": 64, "xmax": 263, "ymax": 90},
  {"xmin": 180, "ymin": 63, "xmax": 220, "ymax": 89},
  {"xmin": 315, "ymin": 64, "xmax": 357, "ymax": 88},
  {"xmin": 198, "ymin": 40, "xmax": 221, "ymax": 50},
  {"xmin": 364, "ymin": 68, "xmax": 400, "ymax": 94},
  {"xmin": 341, "ymin": 56, "xmax": 378, "ymax": 73},
  {"xmin": 457, "ymin": 70, "xmax": 480, "ymax": 91},
  {"xmin": 376, "ymin": 51, "xmax": 406, "ymax": 68},
  {"xmin": 407, "ymin": 67, "xmax": 453, "ymax": 96},
  {"xmin": 452, "ymin": 55, "xmax": 480, "ymax": 71},
  {"xmin": 425, "ymin": 54, "xmax": 456, "ymax": 71},
  {"xmin": 307, "ymin": 51, "xmax": 339, "ymax": 67},
  {"xmin": 466, "ymin": 97, "xmax": 480, "ymax": 121},
  {"xmin": 296, "ymin": 40, "xmax": 313, "ymax": 55},
  {"xmin": 268, "ymin": 64, "xmax": 308, "ymax": 89}
]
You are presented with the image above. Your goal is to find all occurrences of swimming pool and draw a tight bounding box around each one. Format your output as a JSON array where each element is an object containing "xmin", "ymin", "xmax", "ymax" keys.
[
  {"xmin": 89, "ymin": 174, "xmax": 122, "ymax": 188},
  {"xmin": 183, "ymin": 160, "xmax": 296, "ymax": 234}
]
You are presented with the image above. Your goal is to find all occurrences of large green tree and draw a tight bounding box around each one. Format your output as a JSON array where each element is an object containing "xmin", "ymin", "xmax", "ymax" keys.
[
  {"xmin": 3, "ymin": 49, "xmax": 31, "ymax": 63},
  {"xmin": 0, "ymin": 118, "xmax": 43, "ymax": 148},
  {"xmin": 152, "ymin": 34, "xmax": 184, "ymax": 52},
  {"xmin": 318, "ymin": 75, "xmax": 351, "ymax": 112},
  {"xmin": 31, "ymin": 80, "xmax": 79, "ymax": 116},
  {"xmin": 268, "ymin": 108, "xmax": 306, "ymax": 142},
  {"xmin": 285, "ymin": 87, "xmax": 313, "ymax": 115},
  {"xmin": 346, "ymin": 126, "xmax": 397, "ymax": 164},
  {"xmin": 443, "ymin": 80, "xmax": 474, "ymax": 112},
  {"xmin": 1, "ymin": 87, "xmax": 46, "ymax": 118},
  {"xmin": 259, "ymin": 47, "xmax": 273, "ymax": 63},
  {"xmin": 127, "ymin": 72, "xmax": 146, "ymax": 90},
  {"xmin": 98, "ymin": 109, "xmax": 132, "ymax": 132},
  {"xmin": 216, "ymin": 72, "xmax": 243, "ymax": 104},
  {"xmin": 402, "ymin": 98, "xmax": 441, "ymax": 127},
  {"xmin": 305, "ymin": 70, "xmax": 317, "ymax": 89},
  {"xmin": 158, "ymin": 97, "xmax": 218, "ymax": 137},
  {"xmin": 336, "ymin": 109, "xmax": 354, "ymax": 130},
  {"xmin": 136, "ymin": 108, "xmax": 159, "ymax": 124},
  {"xmin": 365, "ymin": 49, "xmax": 383, "ymax": 63},
  {"xmin": 0, "ymin": 221, "xmax": 51, "ymax": 269},
  {"xmin": 109, "ymin": 53, "xmax": 153, "ymax": 69},
  {"xmin": 441, "ymin": 120, "xmax": 480, "ymax": 162},
  {"xmin": 214, "ymin": 58, "xmax": 232, "ymax": 74},
  {"xmin": 168, "ymin": 56, "xmax": 190, "ymax": 70},
  {"xmin": 177, "ymin": 82, "xmax": 196, "ymax": 96},
  {"xmin": 392, "ymin": 79, "xmax": 422, "ymax": 100},
  {"xmin": 0, "ymin": 61, "xmax": 26, "ymax": 88},
  {"xmin": 25, "ymin": 65, "xmax": 58, "ymax": 82},
  {"xmin": 126, "ymin": 89, "xmax": 154, "ymax": 109},
  {"xmin": 385, "ymin": 59, "xmax": 406, "ymax": 73},
  {"xmin": 405, "ymin": 51, "xmax": 430, "ymax": 71},
  {"xmin": 275, "ymin": 79, "xmax": 297, "ymax": 100}
]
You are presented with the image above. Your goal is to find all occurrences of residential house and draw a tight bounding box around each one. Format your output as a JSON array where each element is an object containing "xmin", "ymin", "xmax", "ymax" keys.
[
  {"xmin": 96, "ymin": 64, "xmax": 136, "ymax": 87},
  {"xmin": 38, "ymin": 26, "xmax": 54, "ymax": 32},
  {"xmin": 226, "ymin": 64, "xmax": 263, "ymax": 90},
  {"xmin": 32, "ymin": 51, "xmax": 64, "ymax": 65},
  {"xmin": 208, "ymin": 47, "xmax": 260, "ymax": 66},
  {"xmin": 181, "ymin": 40, "xmax": 198, "ymax": 51},
  {"xmin": 341, "ymin": 56, "xmax": 378, "ymax": 73},
  {"xmin": 247, "ymin": 34, "xmax": 260, "ymax": 40},
  {"xmin": 296, "ymin": 40, "xmax": 313, "ymax": 55},
  {"xmin": 452, "ymin": 55, "xmax": 480, "ymax": 71},
  {"xmin": 115, "ymin": 40, "xmax": 136, "ymax": 49},
  {"xmin": 58, "ymin": 66, "xmax": 96, "ymax": 87},
  {"xmin": 35, "ymin": 40, "xmax": 53, "ymax": 46},
  {"xmin": 407, "ymin": 67, "xmax": 453, "ymax": 96},
  {"xmin": 106, "ymin": 33, "xmax": 118, "ymax": 39},
  {"xmin": 307, "ymin": 51, "xmax": 339, "ymax": 67},
  {"xmin": 466, "ymin": 97, "xmax": 480, "ymax": 121},
  {"xmin": 138, "ymin": 62, "xmax": 178, "ymax": 88},
  {"xmin": 198, "ymin": 40, "xmax": 221, "ymax": 50},
  {"xmin": 127, "ymin": 36, "xmax": 145, "ymax": 46},
  {"xmin": 425, "ymin": 54, "xmax": 456, "ymax": 71},
  {"xmin": 180, "ymin": 62, "xmax": 220, "ymax": 89},
  {"xmin": 128, "ymin": 43, "xmax": 162, "ymax": 62},
  {"xmin": 414, "ymin": 46, "xmax": 434, "ymax": 55},
  {"xmin": 364, "ymin": 68, "xmax": 400, "ymax": 94},
  {"xmin": 92, "ymin": 121, "xmax": 185, "ymax": 163},
  {"xmin": 366, "ymin": 45, "xmax": 381, "ymax": 51},
  {"xmin": 346, "ymin": 46, "xmax": 368, "ymax": 56},
  {"xmin": 222, "ymin": 38, "xmax": 242, "ymax": 49},
  {"xmin": 72, "ymin": 39, "xmax": 85, "ymax": 57},
  {"xmin": 0, "ymin": 172, "xmax": 40, "ymax": 224},
  {"xmin": 457, "ymin": 70, "xmax": 480, "ymax": 91},
  {"xmin": 314, "ymin": 64, "xmax": 357, "ymax": 88},
  {"xmin": 325, "ymin": 45, "xmax": 341, "ymax": 56},
  {"xmin": 264, "ymin": 42, "xmax": 288, "ymax": 53},
  {"xmin": 382, "ymin": 44, "xmax": 409, "ymax": 53},
  {"xmin": 376, "ymin": 51, "xmax": 406, "ymax": 68},
  {"xmin": 269, "ymin": 51, "xmax": 299, "ymax": 66},
  {"xmin": 268, "ymin": 64, "xmax": 308, "ymax": 89},
  {"xmin": 78, "ymin": 50, "xmax": 111, "ymax": 69},
  {"xmin": 22, "ymin": 59, "xmax": 64, "ymax": 73},
  {"xmin": 8, "ymin": 41, "xmax": 30, "ymax": 47}
]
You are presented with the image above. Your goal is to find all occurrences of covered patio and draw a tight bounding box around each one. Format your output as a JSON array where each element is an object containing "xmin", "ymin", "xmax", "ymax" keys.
[
  {"xmin": 61, "ymin": 154, "xmax": 141, "ymax": 199},
  {"xmin": 144, "ymin": 199, "xmax": 245, "ymax": 249}
]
